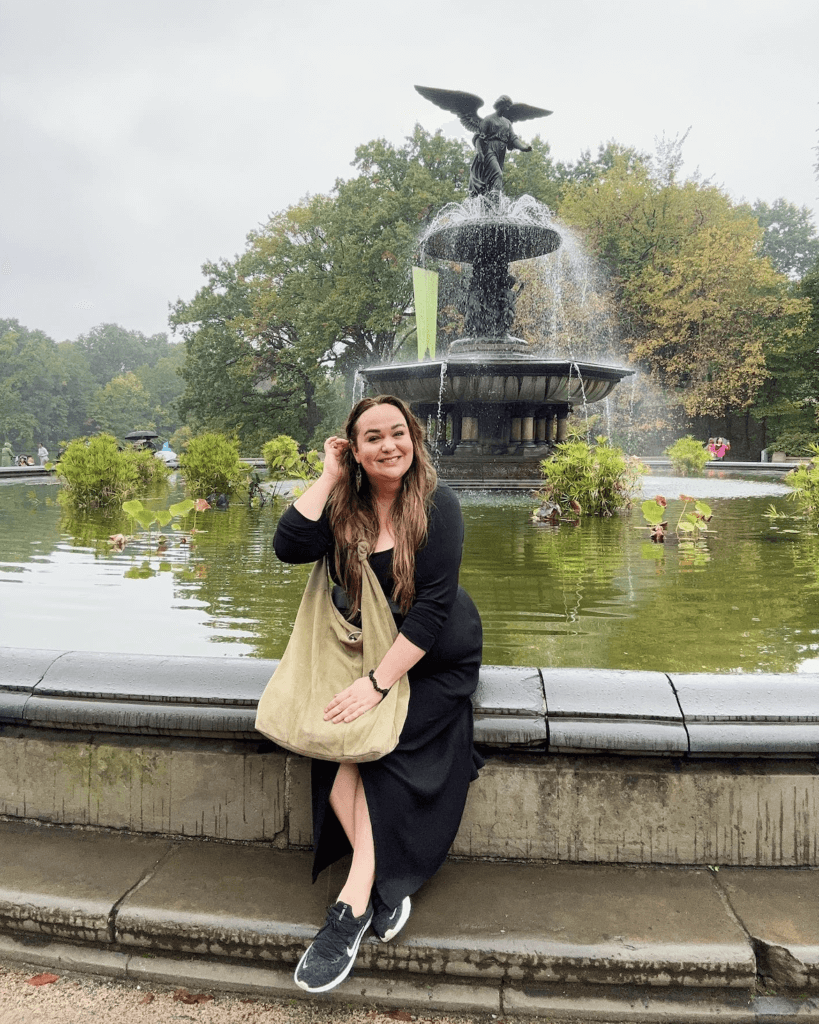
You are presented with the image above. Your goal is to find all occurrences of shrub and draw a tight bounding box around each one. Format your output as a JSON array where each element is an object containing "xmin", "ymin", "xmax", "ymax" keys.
[
  {"xmin": 179, "ymin": 432, "xmax": 251, "ymax": 498},
  {"xmin": 538, "ymin": 436, "xmax": 645, "ymax": 517},
  {"xmin": 769, "ymin": 430, "xmax": 819, "ymax": 457},
  {"xmin": 56, "ymin": 435, "xmax": 139, "ymax": 512},
  {"xmin": 262, "ymin": 435, "xmax": 323, "ymax": 496},
  {"xmin": 665, "ymin": 436, "xmax": 710, "ymax": 476}
]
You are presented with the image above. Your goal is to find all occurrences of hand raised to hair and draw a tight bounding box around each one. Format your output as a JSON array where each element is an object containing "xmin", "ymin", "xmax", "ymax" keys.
[
  {"xmin": 324, "ymin": 675, "xmax": 383, "ymax": 724},
  {"xmin": 321, "ymin": 436, "xmax": 350, "ymax": 483}
]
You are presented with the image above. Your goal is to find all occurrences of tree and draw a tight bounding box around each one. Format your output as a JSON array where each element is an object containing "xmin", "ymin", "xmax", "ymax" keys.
[
  {"xmin": 91, "ymin": 372, "xmax": 155, "ymax": 439},
  {"xmin": 172, "ymin": 126, "xmax": 470, "ymax": 446},
  {"xmin": 750, "ymin": 198, "xmax": 819, "ymax": 279},
  {"xmin": 0, "ymin": 319, "xmax": 68, "ymax": 450},
  {"xmin": 753, "ymin": 257, "xmax": 819, "ymax": 445},
  {"xmin": 72, "ymin": 323, "xmax": 172, "ymax": 388},
  {"xmin": 559, "ymin": 155, "xmax": 807, "ymax": 425},
  {"xmin": 134, "ymin": 344, "xmax": 186, "ymax": 438}
]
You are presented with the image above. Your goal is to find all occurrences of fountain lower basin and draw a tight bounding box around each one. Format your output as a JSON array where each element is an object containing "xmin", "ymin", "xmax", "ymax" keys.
[{"xmin": 362, "ymin": 354, "xmax": 633, "ymax": 406}]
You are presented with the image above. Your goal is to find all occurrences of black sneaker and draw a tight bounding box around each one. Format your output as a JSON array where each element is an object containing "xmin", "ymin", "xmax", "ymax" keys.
[
  {"xmin": 294, "ymin": 900, "xmax": 372, "ymax": 993},
  {"xmin": 371, "ymin": 892, "xmax": 411, "ymax": 943}
]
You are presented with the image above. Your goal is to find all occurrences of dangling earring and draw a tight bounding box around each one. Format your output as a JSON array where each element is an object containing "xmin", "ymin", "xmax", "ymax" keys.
[{"xmin": 355, "ymin": 464, "xmax": 362, "ymax": 491}]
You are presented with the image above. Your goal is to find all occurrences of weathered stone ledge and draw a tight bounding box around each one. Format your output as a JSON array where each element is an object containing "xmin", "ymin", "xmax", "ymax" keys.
[
  {"xmin": 2, "ymin": 648, "xmax": 818, "ymax": 756},
  {"xmin": 1, "ymin": 649, "xmax": 817, "ymax": 865}
]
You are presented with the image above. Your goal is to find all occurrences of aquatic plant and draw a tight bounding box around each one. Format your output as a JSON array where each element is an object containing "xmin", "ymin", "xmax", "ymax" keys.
[
  {"xmin": 537, "ymin": 436, "xmax": 645, "ymax": 517},
  {"xmin": 665, "ymin": 436, "xmax": 710, "ymax": 476},
  {"xmin": 179, "ymin": 433, "xmax": 251, "ymax": 499},
  {"xmin": 784, "ymin": 445, "xmax": 819, "ymax": 523},
  {"xmin": 641, "ymin": 494, "xmax": 713, "ymax": 543},
  {"xmin": 56, "ymin": 435, "xmax": 140, "ymax": 512},
  {"xmin": 126, "ymin": 445, "xmax": 170, "ymax": 488},
  {"xmin": 262, "ymin": 435, "xmax": 323, "ymax": 496}
]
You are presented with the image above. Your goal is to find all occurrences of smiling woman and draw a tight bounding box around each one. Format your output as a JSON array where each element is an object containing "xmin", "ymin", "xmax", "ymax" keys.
[{"xmin": 271, "ymin": 395, "xmax": 484, "ymax": 995}]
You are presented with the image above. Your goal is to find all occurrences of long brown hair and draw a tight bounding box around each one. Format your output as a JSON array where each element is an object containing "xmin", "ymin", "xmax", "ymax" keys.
[{"xmin": 326, "ymin": 395, "xmax": 437, "ymax": 617}]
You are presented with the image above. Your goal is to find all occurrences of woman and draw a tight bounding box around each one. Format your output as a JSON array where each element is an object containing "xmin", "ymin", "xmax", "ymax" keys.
[{"xmin": 273, "ymin": 395, "xmax": 483, "ymax": 994}]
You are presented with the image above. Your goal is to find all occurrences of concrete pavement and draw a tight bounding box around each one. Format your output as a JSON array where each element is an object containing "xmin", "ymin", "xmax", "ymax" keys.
[{"xmin": 0, "ymin": 819, "xmax": 817, "ymax": 1022}]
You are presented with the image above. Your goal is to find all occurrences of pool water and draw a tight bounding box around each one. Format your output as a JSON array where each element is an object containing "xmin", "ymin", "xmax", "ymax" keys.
[{"xmin": 1, "ymin": 473, "xmax": 817, "ymax": 674}]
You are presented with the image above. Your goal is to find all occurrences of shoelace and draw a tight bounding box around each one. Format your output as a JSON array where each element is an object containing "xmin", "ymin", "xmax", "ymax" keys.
[{"xmin": 311, "ymin": 906, "xmax": 360, "ymax": 961}]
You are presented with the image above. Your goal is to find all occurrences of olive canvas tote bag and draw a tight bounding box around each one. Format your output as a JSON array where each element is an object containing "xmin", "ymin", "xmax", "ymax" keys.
[{"xmin": 255, "ymin": 543, "xmax": 410, "ymax": 762}]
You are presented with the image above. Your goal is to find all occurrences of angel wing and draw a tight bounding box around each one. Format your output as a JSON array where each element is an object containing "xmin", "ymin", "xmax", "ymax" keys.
[
  {"xmin": 505, "ymin": 102, "xmax": 552, "ymax": 123},
  {"xmin": 415, "ymin": 85, "xmax": 484, "ymax": 134}
]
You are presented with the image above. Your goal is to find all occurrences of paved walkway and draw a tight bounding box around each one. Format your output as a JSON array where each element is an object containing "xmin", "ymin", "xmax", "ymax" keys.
[{"xmin": 0, "ymin": 820, "xmax": 817, "ymax": 1021}]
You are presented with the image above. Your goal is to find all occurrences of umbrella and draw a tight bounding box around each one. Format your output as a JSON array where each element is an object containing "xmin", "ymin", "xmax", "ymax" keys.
[{"xmin": 124, "ymin": 430, "xmax": 159, "ymax": 441}]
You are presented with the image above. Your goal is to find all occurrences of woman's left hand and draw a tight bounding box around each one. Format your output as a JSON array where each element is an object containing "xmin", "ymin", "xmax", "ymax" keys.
[{"xmin": 324, "ymin": 675, "xmax": 384, "ymax": 724}]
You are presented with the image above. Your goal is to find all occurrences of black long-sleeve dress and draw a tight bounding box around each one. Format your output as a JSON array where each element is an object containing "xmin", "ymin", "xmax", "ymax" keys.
[{"xmin": 273, "ymin": 483, "xmax": 484, "ymax": 910}]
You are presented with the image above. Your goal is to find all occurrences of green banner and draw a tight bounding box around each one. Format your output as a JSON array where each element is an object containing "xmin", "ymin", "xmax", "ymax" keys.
[{"xmin": 412, "ymin": 267, "xmax": 438, "ymax": 360}]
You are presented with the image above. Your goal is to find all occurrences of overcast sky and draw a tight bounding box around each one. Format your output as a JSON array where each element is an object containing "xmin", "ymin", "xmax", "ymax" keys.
[{"xmin": 1, "ymin": 0, "xmax": 817, "ymax": 344}]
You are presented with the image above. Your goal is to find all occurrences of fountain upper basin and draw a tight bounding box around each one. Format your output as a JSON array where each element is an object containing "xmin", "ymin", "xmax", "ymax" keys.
[{"xmin": 423, "ymin": 220, "xmax": 562, "ymax": 263}]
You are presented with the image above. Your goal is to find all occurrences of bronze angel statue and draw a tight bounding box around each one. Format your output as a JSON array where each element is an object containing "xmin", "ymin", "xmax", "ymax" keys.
[{"xmin": 415, "ymin": 85, "xmax": 552, "ymax": 197}]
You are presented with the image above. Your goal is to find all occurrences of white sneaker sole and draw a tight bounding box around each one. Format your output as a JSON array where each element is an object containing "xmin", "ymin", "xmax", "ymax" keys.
[
  {"xmin": 379, "ymin": 896, "xmax": 411, "ymax": 943},
  {"xmin": 293, "ymin": 912, "xmax": 372, "ymax": 993}
]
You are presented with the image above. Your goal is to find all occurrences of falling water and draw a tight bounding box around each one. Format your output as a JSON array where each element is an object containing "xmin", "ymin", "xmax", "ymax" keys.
[
  {"xmin": 627, "ymin": 373, "xmax": 637, "ymax": 454},
  {"xmin": 570, "ymin": 361, "xmax": 591, "ymax": 441},
  {"xmin": 432, "ymin": 360, "xmax": 448, "ymax": 466}
]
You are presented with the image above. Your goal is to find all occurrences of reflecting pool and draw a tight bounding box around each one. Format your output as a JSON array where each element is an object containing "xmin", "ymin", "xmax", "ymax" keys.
[{"xmin": 1, "ymin": 473, "xmax": 817, "ymax": 673}]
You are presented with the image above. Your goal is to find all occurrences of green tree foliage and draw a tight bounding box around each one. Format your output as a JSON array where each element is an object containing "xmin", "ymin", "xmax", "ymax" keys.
[
  {"xmin": 91, "ymin": 372, "xmax": 155, "ymax": 439},
  {"xmin": 0, "ymin": 319, "xmax": 87, "ymax": 451},
  {"xmin": 504, "ymin": 138, "xmax": 648, "ymax": 211},
  {"xmin": 751, "ymin": 257, "xmax": 819, "ymax": 445},
  {"xmin": 750, "ymin": 198, "xmax": 819, "ymax": 279},
  {"xmin": 172, "ymin": 127, "xmax": 470, "ymax": 448},
  {"xmin": 1, "ymin": 318, "xmax": 183, "ymax": 452},
  {"xmin": 560, "ymin": 155, "xmax": 808, "ymax": 422},
  {"xmin": 73, "ymin": 323, "xmax": 170, "ymax": 388}
]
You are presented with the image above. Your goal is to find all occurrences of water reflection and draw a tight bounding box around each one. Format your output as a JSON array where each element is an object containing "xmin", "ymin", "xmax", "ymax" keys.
[{"xmin": 1, "ymin": 474, "xmax": 818, "ymax": 673}]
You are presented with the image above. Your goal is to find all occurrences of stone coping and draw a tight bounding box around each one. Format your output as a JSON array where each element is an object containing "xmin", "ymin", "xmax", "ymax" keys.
[{"xmin": 2, "ymin": 648, "xmax": 817, "ymax": 758}]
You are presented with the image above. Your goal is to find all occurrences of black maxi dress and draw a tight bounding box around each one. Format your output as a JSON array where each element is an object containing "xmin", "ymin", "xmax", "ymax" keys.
[{"xmin": 273, "ymin": 483, "xmax": 484, "ymax": 911}]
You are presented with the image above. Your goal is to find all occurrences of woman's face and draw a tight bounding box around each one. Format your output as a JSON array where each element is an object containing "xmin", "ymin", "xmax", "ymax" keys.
[{"xmin": 352, "ymin": 404, "xmax": 414, "ymax": 489}]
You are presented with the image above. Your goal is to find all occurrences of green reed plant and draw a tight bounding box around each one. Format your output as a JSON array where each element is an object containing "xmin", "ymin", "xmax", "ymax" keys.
[
  {"xmin": 665, "ymin": 435, "xmax": 711, "ymax": 476},
  {"xmin": 537, "ymin": 436, "xmax": 645, "ymax": 517},
  {"xmin": 56, "ymin": 435, "xmax": 139, "ymax": 512},
  {"xmin": 127, "ymin": 445, "xmax": 170, "ymax": 488},
  {"xmin": 179, "ymin": 433, "xmax": 251, "ymax": 499}
]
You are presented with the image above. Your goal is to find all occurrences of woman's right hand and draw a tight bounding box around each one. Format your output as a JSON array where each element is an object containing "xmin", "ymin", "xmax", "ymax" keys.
[{"xmin": 321, "ymin": 436, "xmax": 350, "ymax": 483}]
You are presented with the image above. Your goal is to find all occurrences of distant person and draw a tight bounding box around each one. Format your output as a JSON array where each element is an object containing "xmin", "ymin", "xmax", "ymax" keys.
[
  {"xmin": 37, "ymin": 443, "xmax": 49, "ymax": 466},
  {"xmin": 710, "ymin": 437, "xmax": 729, "ymax": 459},
  {"xmin": 0, "ymin": 442, "xmax": 13, "ymax": 467}
]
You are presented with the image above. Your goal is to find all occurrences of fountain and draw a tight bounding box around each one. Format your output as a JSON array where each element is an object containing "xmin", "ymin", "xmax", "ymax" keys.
[
  {"xmin": 359, "ymin": 86, "xmax": 634, "ymax": 480},
  {"xmin": 361, "ymin": 197, "xmax": 634, "ymax": 479}
]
